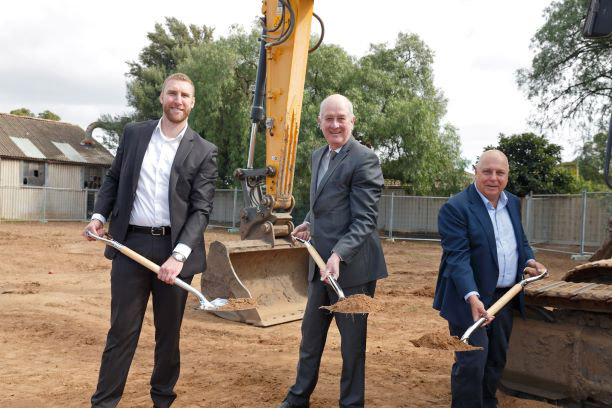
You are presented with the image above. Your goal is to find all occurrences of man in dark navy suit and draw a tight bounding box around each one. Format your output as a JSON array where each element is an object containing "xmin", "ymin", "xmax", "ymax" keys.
[
  {"xmin": 433, "ymin": 149, "xmax": 546, "ymax": 408},
  {"xmin": 83, "ymin": 73, "xmax": 217, "ymax": 407}
]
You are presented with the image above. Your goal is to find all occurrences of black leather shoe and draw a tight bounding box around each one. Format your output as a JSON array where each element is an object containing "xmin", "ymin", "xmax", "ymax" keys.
[{"xmin": 277, "ymin": 401, "xmax": 308, "ymax": 408}]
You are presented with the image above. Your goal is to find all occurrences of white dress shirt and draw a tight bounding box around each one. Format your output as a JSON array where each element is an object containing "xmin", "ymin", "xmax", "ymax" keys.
[{"xmin": 92, "ymin": 119, "xmax": 191, "ymax": 258}]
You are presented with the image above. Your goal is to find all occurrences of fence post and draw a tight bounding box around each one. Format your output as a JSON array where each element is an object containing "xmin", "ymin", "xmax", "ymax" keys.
[
  {"xmin": 232, "ymin": 188, "xmax": 238, "ymax": 229},
  {"xmin": 388, "ymin": 192, "xmax": 394, "ymax": 241},
  {"xmin": 525, "ymin": 191, "xmax": 533, "ymax": 244},
  {"xmin": 580, "ymin": 189, "xmax": 587, "ymax": 255},
  {"xmin": 42, "ymin": 186, "xmax": 47, "ymax": 222}
]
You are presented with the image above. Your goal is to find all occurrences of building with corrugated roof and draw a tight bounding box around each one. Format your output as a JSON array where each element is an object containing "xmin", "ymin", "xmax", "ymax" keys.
[{"xmin": 0, "ymin": 113, "xmax": 113, "ymax": 221}]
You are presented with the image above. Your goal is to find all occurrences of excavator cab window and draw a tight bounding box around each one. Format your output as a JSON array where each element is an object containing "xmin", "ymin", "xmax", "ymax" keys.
[{"xmin": 583, "ymin": 0, "xmax": 612, "ymax": 38}]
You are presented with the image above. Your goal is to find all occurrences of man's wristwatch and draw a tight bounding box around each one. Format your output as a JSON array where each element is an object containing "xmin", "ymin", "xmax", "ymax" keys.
[{"xmin": 171, "ymin": 251, "xmax": 187, "ymax": 263}]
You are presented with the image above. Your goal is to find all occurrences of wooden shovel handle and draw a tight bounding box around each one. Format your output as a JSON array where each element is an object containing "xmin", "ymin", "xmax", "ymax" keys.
[
  {"xmin": 117, "ymin": 246, "xmax": 161, "ymax": 274},
  {"xmin": 302, "ymin": 241, "xmax": 328, "ymax": 271},
  {"xmin": 487, "ymin": 283, "xmax": 523, "ymax": 315}
]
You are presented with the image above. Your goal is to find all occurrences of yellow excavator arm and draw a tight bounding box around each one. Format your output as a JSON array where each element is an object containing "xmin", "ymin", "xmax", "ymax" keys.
[
  {"xmin": 235, "ymin": 0, "xmax": 317, "ymax": 243},
  {"xmin": 202, "ymin": 0, "xmax": 319, "ymax": 326}
]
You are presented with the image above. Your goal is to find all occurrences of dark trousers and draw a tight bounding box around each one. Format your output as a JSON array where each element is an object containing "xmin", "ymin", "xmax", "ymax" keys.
[
  {"xmin": 91, "ymin": 232, "xmax": 191, "ymax": 408},
  {"xmin": 285, "ymin": 278, "xmax": 377, "ymax": 408},
  {"xmin": 448, "ymin": 289, "xmax": 514, "ymax": 408}
]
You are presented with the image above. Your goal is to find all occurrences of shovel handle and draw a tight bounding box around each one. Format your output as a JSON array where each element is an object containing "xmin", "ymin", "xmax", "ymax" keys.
[
  {"xmin": 117, "ymin": 245, "xmax": 162, "ymax": 274},
  {"xmin": 293, "ymin": 236, "xmax": 346, "ymax": 300},
  {"xmin": 486, "ymin": 283, "xmax": 523, "ymax": 316},
  {"xmin": 301, "ymin": 241, "xmax": 327, "ymax": 271}
]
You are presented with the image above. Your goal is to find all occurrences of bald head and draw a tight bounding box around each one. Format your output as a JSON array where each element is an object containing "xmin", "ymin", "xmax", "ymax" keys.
[
  {"xmin": 317, "ymin": 94, "xmax": 356, "ymax": 150},
  {"xmin": 475, "ymin": 149, "xmax": 509, "ymax": 206},
  {"xmin": 319, "ymin": 94, "xmax": 354, "ymax": 119}
]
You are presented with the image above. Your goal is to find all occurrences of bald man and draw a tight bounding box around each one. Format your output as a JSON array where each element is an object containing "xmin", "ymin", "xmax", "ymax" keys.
[
  {"xmin": 433, "ymin": 150, "xmax": 546, "ymax": 408},
  {"xmin": 278, "ymin": 94, "xmax": 387, "ymax": 408}
]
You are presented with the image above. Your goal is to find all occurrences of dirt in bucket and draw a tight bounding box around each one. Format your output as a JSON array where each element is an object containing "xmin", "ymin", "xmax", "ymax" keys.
[
  {"xmin": 410, "ymin": 332, "xmax": 483, "ymax": 352},
  {"xmin": 319, "ymin": 294, "xmax": 383, "ymax": 314},
  {"xmin": 213, "ymin": 297, "xmax": 257, "ymax": 311}
]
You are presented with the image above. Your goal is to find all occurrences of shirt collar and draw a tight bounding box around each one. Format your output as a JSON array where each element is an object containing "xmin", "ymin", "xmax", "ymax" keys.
[
  {"xmin": 474, "ymin": 183, "xmax": 507, "ymax": 210},
  {"xmin": 156, "ymin": 118, "xmax": 188, "ymax": 143}
]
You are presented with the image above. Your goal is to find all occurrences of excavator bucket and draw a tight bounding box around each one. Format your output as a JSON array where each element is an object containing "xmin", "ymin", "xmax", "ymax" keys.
[
  {"xmin": 201, "ymin": 238, "xmax": 309, "ymax": 326},
  {"xmin": 501, "ymin": 261, "xmax": 612, "ymax": 407}
]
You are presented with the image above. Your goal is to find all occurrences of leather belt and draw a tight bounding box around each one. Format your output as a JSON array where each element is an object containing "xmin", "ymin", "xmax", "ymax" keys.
[{"xmin": 128, "ymin": 225, "xmax": 171, "ymax": 236}]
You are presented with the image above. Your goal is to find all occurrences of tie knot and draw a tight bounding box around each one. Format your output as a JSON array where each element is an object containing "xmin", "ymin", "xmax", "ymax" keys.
[{"xmin": 329, "ymin": 150, "xmax": 337, "ymax": 160}]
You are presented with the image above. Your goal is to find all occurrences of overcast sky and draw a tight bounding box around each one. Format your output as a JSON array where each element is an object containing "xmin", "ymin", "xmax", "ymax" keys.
[{"xmin": 1, "ymin": 0, "xmax": 572, "ymax": 165}]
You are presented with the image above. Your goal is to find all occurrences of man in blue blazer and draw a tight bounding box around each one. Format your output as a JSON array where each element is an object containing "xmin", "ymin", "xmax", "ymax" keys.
[{"xmin": 433, "ymin": 149, "xmax": 546, "ymax": 408}]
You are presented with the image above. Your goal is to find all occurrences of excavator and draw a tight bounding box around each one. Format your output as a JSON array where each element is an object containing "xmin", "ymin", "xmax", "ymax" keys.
[
  {"xmin": 200, "ymin": 0, "xmax": 318, "ymax": 326},
  {"xmin": 501, "ymin": 1, "xmax": 612, "ymax": 406}
]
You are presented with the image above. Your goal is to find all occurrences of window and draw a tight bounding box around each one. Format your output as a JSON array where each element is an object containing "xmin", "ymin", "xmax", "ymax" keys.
[
  {"xmin": 83, "ymin": 167, "xmax": 105, "ymax": 189},
  {"xmin": 22, "ymin": 162, "xmax": 46, "ymax": 186}
]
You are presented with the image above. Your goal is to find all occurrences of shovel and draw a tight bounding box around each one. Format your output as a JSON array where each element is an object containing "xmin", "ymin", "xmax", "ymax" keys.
[
  {"xmin": 460, "ymin": 271, "xmax": 548, "ymax": 344},
  {"xmin": 86, "ymin": 231, "xmax": 228, "ymax": 310},
  {"xmin": 292, "ymin": 236, "xmax": 346, "ymax": 300}
]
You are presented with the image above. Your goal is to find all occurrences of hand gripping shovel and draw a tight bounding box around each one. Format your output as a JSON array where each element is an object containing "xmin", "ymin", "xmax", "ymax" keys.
[
  {"xmin": 292, "ymin": 236, "xmax": 346, "ymax": 300},
  {"xmin": 460, "ymin": 271, "xmax": 548, "ymax": 344},
  {"xmin": 87, "ymin": 231, "xmax": 228, "ymax": 310}
]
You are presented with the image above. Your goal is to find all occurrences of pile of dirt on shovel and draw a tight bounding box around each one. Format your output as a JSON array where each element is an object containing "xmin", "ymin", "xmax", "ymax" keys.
[
  {"xmin": 410, "ymin": 332, "xmax": 483, "ymax": 352},
  {"xmin": 320, "ymin": 294, "xmax": 383, "ymax": 314},
  {"xmin": 214, "ymin": 297, "xmax": 257, "ymax": 311}
]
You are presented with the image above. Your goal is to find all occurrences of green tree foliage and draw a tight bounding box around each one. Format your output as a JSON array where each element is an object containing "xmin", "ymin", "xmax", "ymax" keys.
[
  {"xmin": 102, "ymin": 19, "xmax": 469, "ymax": 214},
  {"xmin": 37, "ymin": 110, "xmax": 61, "ymax": 121},
  {"xmin": 127, "ymin": 17, "xmax": 214, "ymax": 121},
  {"xmin": 575, "ymin": 131, "xmax": 609, "ymax": 189},
  {"xmin": 10, "ymin": 108, "xmax": 61, "ymax": 121},
  {"xmin": 486, "ymin": 133, "xmax": 574, "ymax": 196},
  {"xmin": 10, "ymin": 108, "xmax": 35, "ymax": 117},
  {"xmin": 517, "ymin": 0, "xmax": 612, "ymax": 131}
]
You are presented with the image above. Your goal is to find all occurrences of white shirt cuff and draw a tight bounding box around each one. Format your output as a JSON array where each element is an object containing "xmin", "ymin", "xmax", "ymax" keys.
[
  {"xmin": 464, "ymin": 291, "xmax": 479, "ymax": 302},
  {"xmin": 92, "ymin": 213, "xmax": 106, "ymax": 224},
  {"xmin": 173, "ymin": 243, "xmax": 192, "ymax": 259}
]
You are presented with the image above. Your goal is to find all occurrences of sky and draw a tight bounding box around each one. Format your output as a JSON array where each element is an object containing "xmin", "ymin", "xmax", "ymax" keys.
[{"xmin": 1, "ymin": 0, "xmax": 573, "ymax": 165}]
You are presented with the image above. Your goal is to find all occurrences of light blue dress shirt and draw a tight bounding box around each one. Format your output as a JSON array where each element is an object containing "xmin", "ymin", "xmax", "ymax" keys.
[{"xmin": 464, "ymin": 186, "xmax": 519, "ymax": 301}]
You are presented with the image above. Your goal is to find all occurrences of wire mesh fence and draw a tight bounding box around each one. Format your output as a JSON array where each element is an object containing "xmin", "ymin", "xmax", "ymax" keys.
[{"xmin": 2, "ymin": 184, "xmax": 610, "ymax": 256}]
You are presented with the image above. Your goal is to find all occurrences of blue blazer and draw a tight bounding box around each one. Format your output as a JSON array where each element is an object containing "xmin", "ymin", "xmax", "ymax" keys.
[{"xmin": 433, "ymin": 184, "xmax": 534, "ymax": 328}]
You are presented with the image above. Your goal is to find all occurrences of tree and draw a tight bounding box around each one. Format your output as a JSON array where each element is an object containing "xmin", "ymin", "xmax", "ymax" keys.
[
  {"xmin": 10, "ymin": 108, "xmax": 35, "ymax": 117},
  {"xmin": 101, "ymin": 19, "xmax": 469, "ymax": 216},
  {"xmin": 126, "ymin": 17, "xmax": 214, "ymax": 121},
  {"xmin": 485, "ymin": 133, "xmax": 575, "ymax": 196},
  {"xmin": 37, "ymin": 110, "xmax": 61, "ymax": 121},
  {"xmin": 574, "ymin": 131, "xmax": 610, "ymax": 189},
  {"xmin": 352, "ymin": 33, "xmax": 469, "ymax": 195},
  {"xmin": 10, "ymin": 108, "xmax": 61, "ymax": 121},
  {"xmin": 517, "ymin": 0, "xmax": 612, "ymax": 131}
]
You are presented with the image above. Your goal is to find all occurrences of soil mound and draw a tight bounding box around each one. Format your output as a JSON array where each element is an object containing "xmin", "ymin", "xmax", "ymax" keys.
[
  {"xmin": 410, "ymin": 286, "xmax": 435, "ymax": 297},
  {"xmin": 410, "ymin": 332, "xmax": 482, "ymax": 352},
  {"xmin": 320, "ymin": 294, "xmax": 383, "ymax": 314},
  {"xmin": 213, "ymin": 297, "xmax": 257, "ymax": 311}
]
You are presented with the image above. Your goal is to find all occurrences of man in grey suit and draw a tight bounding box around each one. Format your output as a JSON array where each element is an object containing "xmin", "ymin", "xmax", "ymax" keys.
[
  {"xmin": 278, "ymin": 94, "xmax": 387, "ymax": 408},
  {"xmin": 83, "ymin": 73, "xmax": 217, "ymax": 407}
]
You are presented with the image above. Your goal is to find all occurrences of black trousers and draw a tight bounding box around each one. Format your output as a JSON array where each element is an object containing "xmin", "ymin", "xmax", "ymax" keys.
[
  {"xmin": 448, "ymin": 289, "xmax": 514, "ymax": 408},
  {"xmin": 285, "ymin": 277, "xmax": 377, "ymax": 408},
  {"xmin": 91, "ymin": 232, "xmax": 191, "ymax": 408}
]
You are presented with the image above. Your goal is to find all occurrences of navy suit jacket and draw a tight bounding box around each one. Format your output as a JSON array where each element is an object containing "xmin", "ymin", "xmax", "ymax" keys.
[{"xmin": 433, "ymin": 184, "xmax": 534, "ymax": 328}]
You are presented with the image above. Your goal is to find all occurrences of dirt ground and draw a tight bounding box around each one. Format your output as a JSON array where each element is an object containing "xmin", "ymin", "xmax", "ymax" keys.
[{"xmin": 0, "ymin": 222, "xmax": 579, "ymax": 407}]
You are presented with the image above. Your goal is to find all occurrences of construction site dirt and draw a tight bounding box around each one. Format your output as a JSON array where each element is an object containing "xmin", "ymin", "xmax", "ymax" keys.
[{"xmin": 0, "ymin": 222, "xmax": 578, "ymax": 407}]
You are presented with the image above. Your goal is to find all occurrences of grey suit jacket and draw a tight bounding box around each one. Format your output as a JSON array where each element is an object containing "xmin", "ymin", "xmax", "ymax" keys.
[
  {"xmin": 93, "ymin": 120, "xmax": 218, "ymax": 277},
  {"xmin": 305, "ymin": 136, "xmax": 387, "ymax": 288}
]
